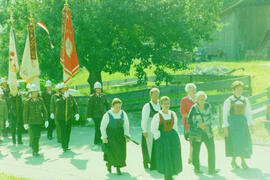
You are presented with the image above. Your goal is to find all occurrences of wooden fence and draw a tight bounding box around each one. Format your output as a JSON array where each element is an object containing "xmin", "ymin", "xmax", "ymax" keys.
[
  {"xmin": 75, "ymin": 75, "xmax": 252, "ymax": 118},
  {"xmin": 70, "ymin": 74, "xmax": 252, "ymax": 90}
]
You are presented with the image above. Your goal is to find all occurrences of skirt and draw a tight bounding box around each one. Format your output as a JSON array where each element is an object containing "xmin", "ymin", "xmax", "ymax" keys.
[
  {"xmin": 155, "ymin": 129, "xmax": 182, "ymax": 176},
  {"xmin": 225, "ymin": 114, "xmax": 252, "ymax": 158}
]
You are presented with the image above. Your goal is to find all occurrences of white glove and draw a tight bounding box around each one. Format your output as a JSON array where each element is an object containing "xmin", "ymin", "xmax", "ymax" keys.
[
  {"xmin": 5, "ymin": 121, "xmax": 9, "ymax": 128},
  {"xmin": 63, "ymin": 91, "xmax": 69, "ymax": 98},
  {"xmin": 75, "ymin": 114, "xmax": 80, "ymax": 121},
  {"xmin": 87, "ymin": 118, "xmax": 93, "ymax": 122},
  {"xmin": 50, "ymin": 113, "xmax": 55, "ymax": 119},
  {"xmin": 45, "ymin": 121, "xmax": 49, "ymax": 128},
  {"xmin": 24, "ymin": 124, "xmax": 29, "ymax": 130}
]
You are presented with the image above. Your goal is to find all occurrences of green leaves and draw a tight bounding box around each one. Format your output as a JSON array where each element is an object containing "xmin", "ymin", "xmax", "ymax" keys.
[{"xmin": 0, "ymin": 0, "xmax": 224, "ymax": 87}]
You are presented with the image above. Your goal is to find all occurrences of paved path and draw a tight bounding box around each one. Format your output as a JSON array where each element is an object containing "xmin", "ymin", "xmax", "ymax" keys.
[{"xmin": 0, "ymin": 127, "xmax": 270, "ymax": 180}]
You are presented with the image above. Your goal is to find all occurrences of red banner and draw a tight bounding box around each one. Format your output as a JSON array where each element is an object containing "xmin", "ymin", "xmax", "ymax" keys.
[{"xmin": 60, "ymin": 4, "xmax": 80, "ymax": 84}]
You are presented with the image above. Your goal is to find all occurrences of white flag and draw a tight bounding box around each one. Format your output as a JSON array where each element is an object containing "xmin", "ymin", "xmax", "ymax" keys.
[
  {"xmin": 8, "ymin": 27, "xmax": 19, "ymax": 96},
  {"xmin": 20, "ymin": 24, "xmax": 40, "ymax": 90}
]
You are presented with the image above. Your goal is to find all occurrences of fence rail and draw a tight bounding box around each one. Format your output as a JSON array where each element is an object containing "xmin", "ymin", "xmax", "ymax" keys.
[{"xmin": 70, "ymin": 74, "xmax": 251, "ymax": 90}]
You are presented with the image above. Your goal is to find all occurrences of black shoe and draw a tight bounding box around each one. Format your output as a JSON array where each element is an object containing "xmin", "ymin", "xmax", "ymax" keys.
[
  {"xmin": 13, "ymin": 140, "xmax": 16, "ymax": 145},
  {"xmin": 63, "ymin": 148, "xmax": 71, "ymax": 152},
  {"xmin": 194, "ymin": 169, "xmax": 203, "ymax": 174},
  {"xmin": 208, "ymin": 169, "xmax": 220, "ymax": 175},
  {"xmin": 47, "ymin": 136, "xmax": 53, "ymax": 140},
  {"xmin": 143, "ymin": 162, "xmax": 149, "ymax": 169},
  {"xmin": 18, "ymin": 141, "xmax": 23, "ymax": 145},
  {"xmin": 106, "ymin": 165, "xmax": 112, "ymax": 173},
  {"xmin": 231, "ymin": 161, "xmax": 240, "ymax": 169},
  {"xmin": 32, "ymin": 152, "xmax": 39, "ymax": 157},
  {"xmin": 241, "ymin": 162, "xmax": 249, "ymax": 169},
  {"xmin": 116, "ymin": 167, "xmax": 122, "ymax": 175}
]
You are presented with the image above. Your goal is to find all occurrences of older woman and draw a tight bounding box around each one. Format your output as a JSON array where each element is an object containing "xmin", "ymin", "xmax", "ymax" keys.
[
  {"xmin": 151, "ymin": 96, "xmax": 182, "ymax": 180},
  {"xmin": 223, "ymin": 81, "xmax": 253, "ymax": 169},
  {"xmin": 141, "ymin": 88, "xmax": 161, "ymax": 169},
  {"xmin": 100, "ymin": 98, "xmax": 131, "ymax": 175},
  {"xmin": 180, "ymin": 83, "xmax": 196, "ymax": 164},
  {"xmin": 188, "ymin": 91, "xmax": 218, "ymax": 175}
]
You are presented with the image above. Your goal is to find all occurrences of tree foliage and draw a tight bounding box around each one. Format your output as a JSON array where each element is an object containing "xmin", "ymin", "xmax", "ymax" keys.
[{"xmin": 0, "ymin": 0, "xmax": 224, "ymax": 91}]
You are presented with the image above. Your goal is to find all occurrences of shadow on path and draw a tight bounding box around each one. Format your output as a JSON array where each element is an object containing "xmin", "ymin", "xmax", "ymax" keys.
[
  {"xmin": 71, "ymin": 158, "xmax": 88, "ymax": 170},
  {"xmin": 25, "ymin": 154, "xmax": 49, "ymax": 165},
  {"xmin": 106, "ymin": 172, "xmax": 137, "ymax": 180},
  {"xmin": 232, "ymin": 168, "xmax": 270, "ymax": 180}
]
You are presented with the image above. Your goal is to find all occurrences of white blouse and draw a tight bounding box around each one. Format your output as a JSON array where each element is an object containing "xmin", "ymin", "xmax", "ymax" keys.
[
  {"xmin": 100, "ymin": 109, "xmax": 131, "ymax": 140},
  {"xmin": 222, "ymin": 95, "xmax": 254, "ymax": 128},
  {"xmin": 151, "ymin": 110, "xmax": 178, "ymax": 140},
  {"xmin": 141, "ymin": 100, "xmax": 161, "ymax": 133}
]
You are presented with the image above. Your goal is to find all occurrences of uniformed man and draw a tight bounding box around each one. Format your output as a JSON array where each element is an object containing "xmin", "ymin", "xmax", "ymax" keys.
[
  {"xmin": 51, "ymin": 83, "xmax": 79, "ymax": 152},
  {"xmin": 1, "ymin": 77, "xmax": 10, "ymax": 137},
  {"xmin": 0, "ymin": 89, "xmax": 8, "ymax": 142},
  {"xmin": 87, "ymin": 81, "xmax": 110, "ymax": 147},
  {"xmin": 7, "ymin": 84, "xmax": 24, "ymax": 144},
  {"xmin": 41, "ymin": 80, "xmax": 55, "ymax": 140},
  {"xmin": 50, "ymin": 83, "xmax": 62, "ymax": 143},
  {"xmin": 23, "ymin": 84, "xmax": 48, "ymax": 156}
]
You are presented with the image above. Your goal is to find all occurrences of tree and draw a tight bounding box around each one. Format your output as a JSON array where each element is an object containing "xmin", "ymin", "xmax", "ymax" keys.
[{"xmin": 0, "ymin": 0, "xmax": 224, "ymax": 92}]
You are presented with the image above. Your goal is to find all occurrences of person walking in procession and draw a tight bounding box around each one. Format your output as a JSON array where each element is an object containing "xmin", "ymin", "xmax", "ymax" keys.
[
  {"xmin": 50, "ymin": 83, "xmax": 62, "ymax": 143},
  {"xmin": 180, "ymin": 83, "xmax": 196, "ymax": 164},
  {"xmin": 0, "ymin": 77, "xmax": 10, "ymax": 138},
  {"xmin": 151, "ymin": 96, "xmax": 182, "ymax": 180},
  {"xmin": 223, "ymin": 81, "xmax": 254, "ymax": 169},
  {"xmin": 0, "ymin": 89, "xmax": 8, "ymax": 142},
  {"xmin": 87, "ymin": 81, "xmax": 110, "ymax": 148},
  {"xmin": 41, "ymin": 80, "xmax": 55, "ymax": 140},
  {"xmin": 188, "ymin": 91, "xmax": 219, "ymax": 175},
  {"xmin": 100, "ymin": 98, "xmax": 131, "ymax": 175},
  {"xmin": 51, "ymin": 83, "xmax": 79, "ymax": 152},
  {"xmin": 7, "ymin": 84, "xmax": 24, "ymax": 145},
  {"xmin": 23, "ymin": 84, "xmax": 48, "ymax": 156},
  {"xmin": 141, "ymin": 88, "xmax": 161, "ymax": 170}
]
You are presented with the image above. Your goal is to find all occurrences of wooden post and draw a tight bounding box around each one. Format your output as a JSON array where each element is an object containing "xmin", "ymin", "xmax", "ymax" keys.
[
  {"xmin": 247, "ymin": 75, "xmax": 252, "ymax": 96},
  {"xmin": 217, "ymin": 103, "xmax": 223, "ymax": 135},
  {"xmin": 266, "ymin": 87, "xmax": 270, "ymax": 102}
]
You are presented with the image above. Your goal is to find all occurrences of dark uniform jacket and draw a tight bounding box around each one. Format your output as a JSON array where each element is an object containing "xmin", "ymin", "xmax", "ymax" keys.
[
  {"xmin": 52, "ymin": 94, "xmax": 79, "ymax": 121},
  {"xmin": 41, "ymin": 90, "xmax": 54, "ymax": 115},
  {"xmin": 0, "ymin": 98, "xmax": 8, "ymax": 129},
  {"xmin": 23, "ymin": 97, "xmax": 48, "ymax": 125},
  {"xmin": 8, "ymin": 94, "xmax": 23, "ymax": 122},
  {"xmin": 87, "ymin": 93, "xmax": 110, "ymax": 119},
  {"xmin": 2, "ymin": 86, "xmax": 10, "ymax": 101}
]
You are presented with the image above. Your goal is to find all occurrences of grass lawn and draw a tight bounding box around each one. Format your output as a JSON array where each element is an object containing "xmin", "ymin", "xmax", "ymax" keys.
[
  {"xmin": 0, "ymin": 173, "xmax": 31, "ymax": 180},
  {"xmin": 69, "ymin": 60, "xmax": 270, "ymax": 95}
]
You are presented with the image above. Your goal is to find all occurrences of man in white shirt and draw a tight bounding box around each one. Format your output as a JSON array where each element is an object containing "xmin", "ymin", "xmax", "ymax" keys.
[{"xmin": 141, "ymin": 88, "xmax": 161, "ymax": 169}]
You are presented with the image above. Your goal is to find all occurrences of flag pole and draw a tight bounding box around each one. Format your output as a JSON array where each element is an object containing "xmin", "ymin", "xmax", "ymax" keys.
[
  {"xmin": 29, "ymin": 12, "xmax": 34, "ymax": 25},
  {"xmin": 9, "ymin": 11, "xmax": 14, "ymax": 27}
]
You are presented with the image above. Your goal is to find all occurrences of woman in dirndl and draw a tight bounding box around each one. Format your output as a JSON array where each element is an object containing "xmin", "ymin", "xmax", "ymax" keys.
[
  {"xmin": 223, "ymin": 81, "xmax": 254, "ymax": 169},
  {"xmin": 100, "ymin": 98, "xmax": 131, "ymax": 175},
  {"xmin": 151, "ymin": 96, "xmax": 182, "ymax": 180}
]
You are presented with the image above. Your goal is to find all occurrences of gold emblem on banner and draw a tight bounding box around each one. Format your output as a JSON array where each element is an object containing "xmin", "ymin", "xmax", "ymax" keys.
[
  {"xmin": 65, "ymin": 37, "xmax": 73, "ymax": 58},
  {"xmin": 28, "ymin": 24, "xmax": 37, "ymax": 61}
]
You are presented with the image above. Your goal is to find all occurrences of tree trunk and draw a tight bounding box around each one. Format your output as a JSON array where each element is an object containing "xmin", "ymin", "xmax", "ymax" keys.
[{"xmin": 87, "ymin": 68, "xmax": 102, "ymax": 94}]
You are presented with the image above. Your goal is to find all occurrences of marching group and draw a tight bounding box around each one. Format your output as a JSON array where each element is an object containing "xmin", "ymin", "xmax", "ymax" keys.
[{"xmin": 0, "ymin": 77, "xmax": 254, "ymax": 180}]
